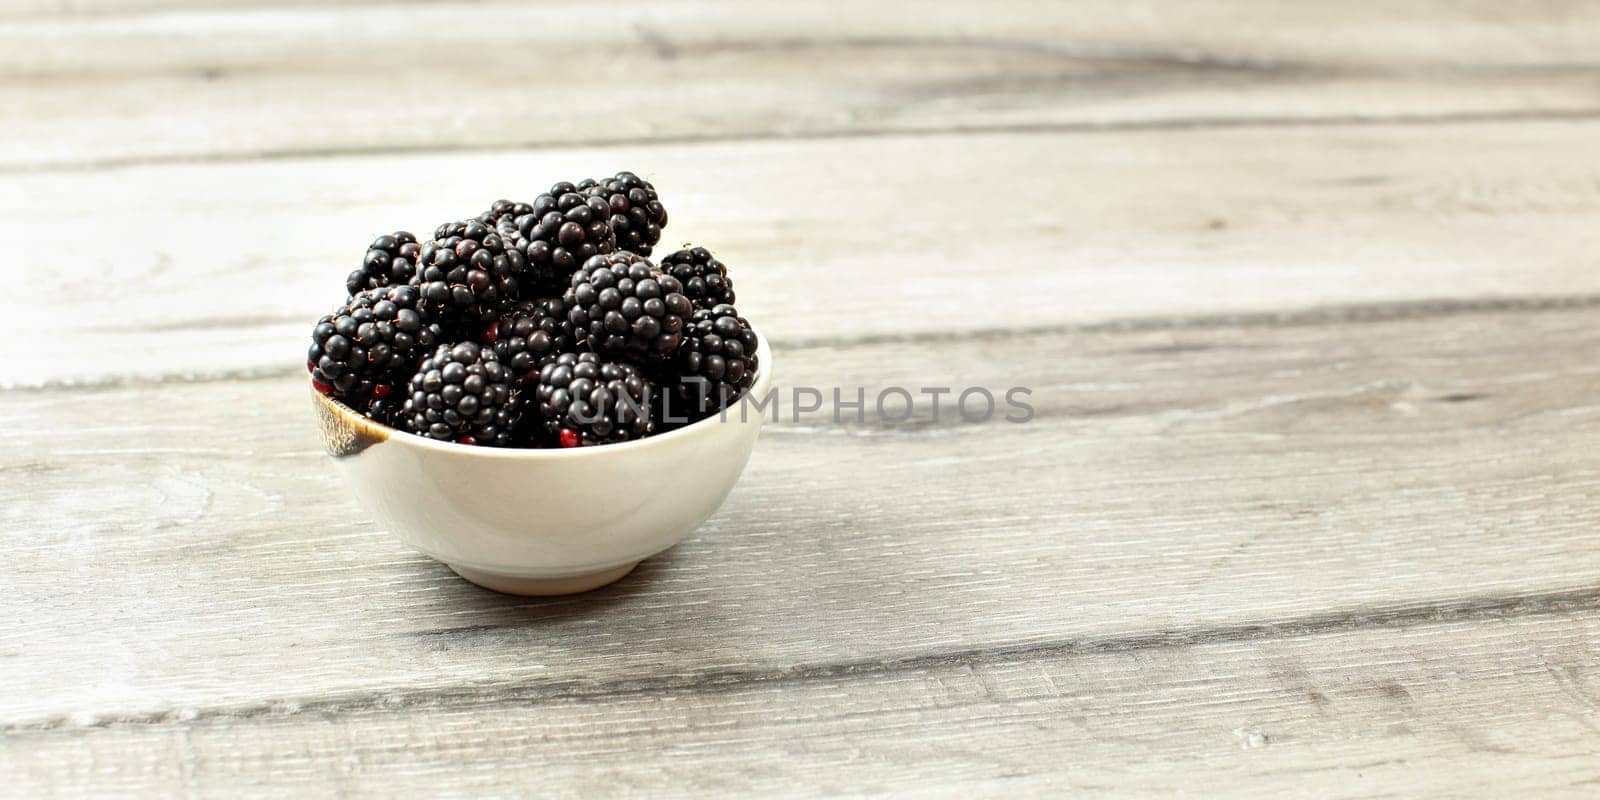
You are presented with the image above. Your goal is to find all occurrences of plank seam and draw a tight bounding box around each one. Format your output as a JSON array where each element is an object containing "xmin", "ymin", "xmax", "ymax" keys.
[
  {"xmin": 9, "ymin": 108, "xmax": 1600, "ymax": 175},
  {"xmin": 8, "ymin": 584, "xmax": 1600, "ymax": 735},
  {"xmin": 10, "ymin": 293, "xmax": 1599, "ymax": 394}
]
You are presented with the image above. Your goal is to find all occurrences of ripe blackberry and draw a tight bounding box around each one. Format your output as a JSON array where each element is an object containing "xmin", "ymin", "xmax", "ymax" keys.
[
  {"xmin": 660, "ymin": 246, "xmax": 736, "ymax": 309},
  {"xmin": 401, "ymin": 342, "xmax": 521, "ymax": 446},
  {"xmin": 478, "ymin": 198, "xmax": 533, "ymax": 228},
  {"xmin": 364, "ymin": 384, "xmax": 404, "ymax": 426},
  {"xmin": 492, "ymin": 296, "xmax": 577, "ymax": 380},
  {"xmin": 535, "ymin": 352, "xmax": 655, "ymax": 447},
  {"xmin": 672, "ymin": 304, "xmax": 760, "ymax": 417},
  {"xmin": 413, "ymin": 220, "xmax": 523, "ymax": 324},
  {"xmin": 500, "ymin": 184, "xmax": 615, "ymax": 288},
  {"xmin": 565, "ymin": 252, "xmax": 693, "ymax": 362},
  {"xmin": 578, "ymin": 171, "xmax": 667, "ymax": 255},
  {"xmin": 347, "ymin": 231, "xmax": 421, "ymax": 295},
  {"xmin": 309, "ymin": 284, "xmax": 440, "ymax": 402}
]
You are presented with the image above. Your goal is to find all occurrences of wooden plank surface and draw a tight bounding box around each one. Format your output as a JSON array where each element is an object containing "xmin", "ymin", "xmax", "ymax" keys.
[
  {"xmin": 7, "ymin": 120, "xmax": 1600, "ymax": 388},
  {"xmin": 3, "ymin": 0, "xmax": 1600, "ymax": 169},
  {"xmin": 3, "ymin": 305, "xmax": 1597, "ymax": 725},
  {"xmin": 8, "ymin": 608, "xmax": 1600, "ymax": 797},
  {"xmin": 7, "ymin": 1, "xmax": 1600, "ymax": 795}
]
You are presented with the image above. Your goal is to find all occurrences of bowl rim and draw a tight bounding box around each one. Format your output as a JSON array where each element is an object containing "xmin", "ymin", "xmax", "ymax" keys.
[{"xmin": 314, "ymin": 323, "xmax": 773, "ymax": 459}]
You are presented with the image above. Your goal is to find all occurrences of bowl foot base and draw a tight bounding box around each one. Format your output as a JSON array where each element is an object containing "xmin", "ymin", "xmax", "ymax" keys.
[{"xmin": 447, "ymin": 561, "xmax": 640, "ymax": 596}]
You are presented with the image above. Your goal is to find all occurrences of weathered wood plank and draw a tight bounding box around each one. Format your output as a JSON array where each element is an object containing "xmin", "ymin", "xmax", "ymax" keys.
[
  {"xmin": 6, "ymin": 122, "xmax": 1600, "ymax": 388},
  {"xmin": 9, "ymin": 4, "xmax": 1593, "ymax": 795},
  {"xmin": 4, "ymin": 0, "xmax": 1600, "ymax": 168},
  {"xmin": 0, "ymin": 0, "xmax": 428, "ymax": 18},
  {"xmin": 6, "ymin": 606, "xmax": 1600, "ymax": 797},
  {"xmin": 3, "ymin": 306, "xmax": 1597, "ymax": 727}
]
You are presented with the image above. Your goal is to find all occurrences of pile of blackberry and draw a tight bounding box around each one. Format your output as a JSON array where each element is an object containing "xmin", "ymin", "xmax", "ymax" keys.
[{"xmin": 308, "ymin": 172, "xmax": 761, "ymax": 448}]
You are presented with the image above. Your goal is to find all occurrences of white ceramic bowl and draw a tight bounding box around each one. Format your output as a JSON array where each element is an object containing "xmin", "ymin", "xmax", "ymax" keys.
[{"xmin": 312, "ymin": 330, "xmax": 772, "ymax": 595}]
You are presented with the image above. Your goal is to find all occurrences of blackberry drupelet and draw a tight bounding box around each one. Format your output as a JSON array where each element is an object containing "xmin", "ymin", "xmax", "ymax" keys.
[
  {"xmin": 578, "ymin": 171, "xmax": 667, "ymax": 255},
  {"xmin": 309, "ymin": 284, "xmax": 441, "ymax": 402},
  {"xmin": 414, "ymin": 220, "xmax": 523, "ymax": 324},
  {"xmin": 671, "ymin": 303, "xmax": 760, "ymax": 418},
  {"xmin": 347, "ymin": 231, "xmax": 421, "ymax": 295},
  {"xmin": 492, "ymin": 296, "xmax": 577, "ymax": 380},
  {"xmin": 401, "ymin": 341, "xmax": 521, "ymax": 446},
  {"xmin": 660, "ymin": 246, "xmax": 735, "ymax": 309},
  {"xmin": 535, "ymin": 352, "xmax": 655, "ymax": 447},
  {"xmin": 565, "ymin": 252, "xmax": 694, "ymax": 362},
  {"xmin": 501, "ymin": 184, "xmax": 615, "ymax": 289}
]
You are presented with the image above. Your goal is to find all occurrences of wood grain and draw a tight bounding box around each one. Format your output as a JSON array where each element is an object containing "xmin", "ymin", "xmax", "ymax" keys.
[
  {"xmin": 8, "ymin": 4, "xmax": 1600, "ymax": 795},
  {"xmin": 4, "ymin": 0, "xmax": 1600, "ymax": 168},
  {"xmin": 4, "ymin": 305, "xmax": 1597, "ymax": 731},
  {"xmin": 6, "ymin": 121, "xmax": 1600, "ymax": 388},
  {"xmin": 6, "ymin": 600, "xmax": 1600, "ymax": 796},
  {"xmin": 0, "ymin": 0, "xmax": 429, "ymax": 18}
]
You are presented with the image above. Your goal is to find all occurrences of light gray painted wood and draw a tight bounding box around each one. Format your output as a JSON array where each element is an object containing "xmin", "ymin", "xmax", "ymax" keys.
[
  {"xmin": 0, "ymin": 0, "xmax": 437, "ymax": 17},
  {"xmin": 8, "ymin": 3, "xmax": 1599, "ymax": 795},
  {"xmin": 7, "ymin": 605, "xmax": 1600, "ymax": 797},
  {"xmin": 6, "ymin": 122, "xmax": 1600, "ymax": 388},
  {"xmin": 4, "ymin": 306, "xmax": 1597, "ymax": 733},
  {"xmin": 3, "ymin": 0, "xmax": 1599, "ymax": 168}
]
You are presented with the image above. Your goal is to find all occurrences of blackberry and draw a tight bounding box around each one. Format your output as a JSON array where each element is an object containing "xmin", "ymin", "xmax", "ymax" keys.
[
  {"xmin": 413, "ymin": 220, "xmax": 523, "ymax": 324},
  {"xmin": 565, "ymin": 252, "xmax": 694, "ymax": 362},
  {"xmin": 492, "ymin": 296, "xmax": 577, "ymax": 380},
  {"xmin": 660, "ymin": 246, "xmax": 736, "ymax": 309},
  {"xmin": 535, "ymin": 352, "xmax": 655, "ymax": 447},
  {"xmin": 309, "ymin": 284, "xmax": 440, "ymax": 402},
  {"xmin": 578, "ymin": 171, "xmax": 667, "ymax": 255},
  {"xmin": 364, "ymin": 384, "xmax": 404, "ymax": 426},
  {"xmin": 400, "ymin": 341, "xmax": 521, "ymax": 446},
  {"xmin": 672, "ymin": 304, "xmax": 760, "ymax": 418},
  {"xmin": 478, "ymin": 198, "xmax": 533, "ymax": 229},
  {"xmin": 500, "ymin": 184, "xmax": 615, "ymax": 289},
  {"xmin": 347, "ymin": 231, "xmax": 421, "ymax": 295}
]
